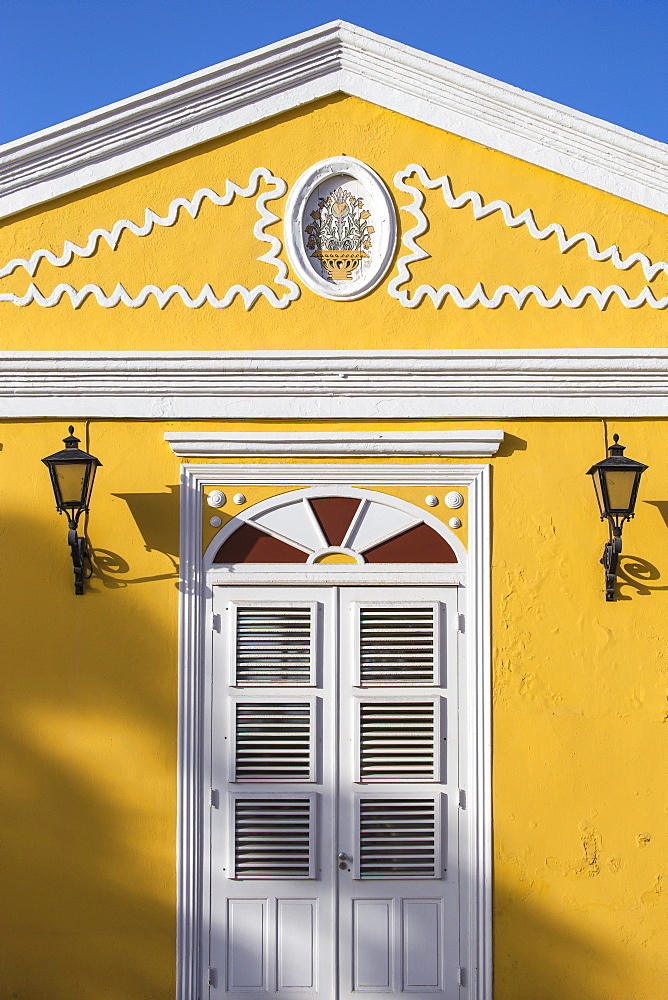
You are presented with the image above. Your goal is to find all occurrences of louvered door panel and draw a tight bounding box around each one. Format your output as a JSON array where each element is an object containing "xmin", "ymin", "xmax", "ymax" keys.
[
  {"xmin": 212, "ymin": 588, "xmax": 335, "ymax": 999},
  {"xmin": 234, "ymin": 701, "xmax": 314, "ymax": 781},
  {"xmin": 356, "ymin": 605, "xmax": 439, "ymax": 686},
  {"xmin": 233, "ymin": 796, "xmax": 315, "ymax": 879},
  {"xmin": 233, "ymin": 603, "xmax": 316, "ymax": 686},
  {"xmin": 358, "ymin": 701, "xmax": 439, "ymax": 781},
  {"xmin": 212, "ymin": 584, "xmax": 461, "ymax": 1000},
  {"xmin": 356, "ymin": 798, "xmax": 440, "ymax": 878},
  {"xmin": 339, "ymin": 587, "xmax": 459, "ymax": 1000}
]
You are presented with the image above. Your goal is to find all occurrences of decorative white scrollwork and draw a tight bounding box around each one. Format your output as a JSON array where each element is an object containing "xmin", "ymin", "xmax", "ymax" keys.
[
  {"xmin": 4, "ymin": 158, "xmax": 664, "ymax": 312},
  {"xmin": 0, "ymin": 168, "xmax": 300, "ymax": 310},
  {"xmin": 388, "ymin": 164, "xmax": 668, "ymax": 310}
]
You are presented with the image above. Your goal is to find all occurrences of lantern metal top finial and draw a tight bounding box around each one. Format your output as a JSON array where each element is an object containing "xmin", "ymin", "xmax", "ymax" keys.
[{"xmin": 609, "ymin": 433, "xmax": 623, "ymax": 455}]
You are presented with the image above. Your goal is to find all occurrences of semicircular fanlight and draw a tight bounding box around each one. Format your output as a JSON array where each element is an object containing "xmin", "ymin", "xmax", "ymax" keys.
[{"xmin": 213, "ymin": 495, "xmax": 457, "ymax": 564}]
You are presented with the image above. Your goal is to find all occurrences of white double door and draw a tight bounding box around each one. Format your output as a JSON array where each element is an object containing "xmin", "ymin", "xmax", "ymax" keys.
[{"xmin": 209, "ymin": 585, "xmax": 461, "ymax": 1000}]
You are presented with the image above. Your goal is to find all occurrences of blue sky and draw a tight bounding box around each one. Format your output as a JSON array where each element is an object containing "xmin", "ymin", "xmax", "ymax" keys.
[{"xmin": 2, "ymin": 0, "xmax": 666, "ymax": 146}]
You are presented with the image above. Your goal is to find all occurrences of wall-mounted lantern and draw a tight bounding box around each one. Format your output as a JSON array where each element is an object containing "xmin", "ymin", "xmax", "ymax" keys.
[
  {"xmin": 587, "ymin": 434, "xmax": 647, "ymax": 601},
  {"xmin": 42, "ymin": 426, "xmax": 102, "ymax": 595}
]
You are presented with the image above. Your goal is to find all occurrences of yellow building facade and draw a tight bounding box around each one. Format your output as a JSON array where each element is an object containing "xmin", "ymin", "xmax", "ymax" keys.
[{"xmin": 0, "ymin": 21, "xmax": 666, "ymax": 1000}]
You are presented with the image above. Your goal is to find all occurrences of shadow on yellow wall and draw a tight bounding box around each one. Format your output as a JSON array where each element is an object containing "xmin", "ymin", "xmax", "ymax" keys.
[
  {"xmin": 1, "ymin": 512, "xmax": 178, "ymax": 1000},
  {"xmin": 493, "ymin": 880, "xmax": 630, "ymax": 999},
  {"xmin": 82, "ymin": 487, "xmax": 182, "ymax": 588},
  {"xmin": 113, "ymin": 486, "xmax": 181, "ymax": 556}
]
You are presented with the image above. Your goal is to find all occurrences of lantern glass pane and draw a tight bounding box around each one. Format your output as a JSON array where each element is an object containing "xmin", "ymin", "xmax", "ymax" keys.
[
  {"xmin": 54, "ymin": 462, "xmax": 88, "ymax": 506},
  {"xmin": 82, "ymin": 463, "xmax": 97, "ymax": 507},
  {"xmin": 592, "ymin": 473, "xmax": 606, "ymax": 516},
  {"xmin": 603, "ymin": 469, "xmax": 636, "ymax": 513}
]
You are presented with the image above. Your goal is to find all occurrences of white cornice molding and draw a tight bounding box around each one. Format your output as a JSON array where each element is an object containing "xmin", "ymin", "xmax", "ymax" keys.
[
  {"xmin": 3, "ymin": 350, "xmax": 668, "ymax": 418},
  {"xmin": 164, "ymin": 430, "xmax": 504, "ymax": 457},
  {"xmin": 0, "ymin": 21, "xmax": 666, "ymax": 220}
]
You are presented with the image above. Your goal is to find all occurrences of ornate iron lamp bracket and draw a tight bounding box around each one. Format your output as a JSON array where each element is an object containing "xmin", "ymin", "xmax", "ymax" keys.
[
  {"xmin": 601, "ymin": 528, "xmax": 623, "ymax": 603},
  {"xmin": 66, "ymin": 517, "xmax": 93, "ymax": 596}
]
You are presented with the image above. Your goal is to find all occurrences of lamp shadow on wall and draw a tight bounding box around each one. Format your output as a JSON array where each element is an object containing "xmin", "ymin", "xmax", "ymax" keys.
[
  {"xmin": 616, "ymin": 555, "xmax": 668, "ymax": 597},
  {"xmin": 614, "ymin": 499, "xmax": 668, "ymax": 598},
  {"xmin": 87, "ymin": 487, "xmax": 181, "ymax": 588}
]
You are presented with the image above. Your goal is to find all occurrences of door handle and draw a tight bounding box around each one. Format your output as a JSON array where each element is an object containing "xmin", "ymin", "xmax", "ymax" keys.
[{"xmin": 338, "ymin": 852, "xmax": 349, "ymax": 869}]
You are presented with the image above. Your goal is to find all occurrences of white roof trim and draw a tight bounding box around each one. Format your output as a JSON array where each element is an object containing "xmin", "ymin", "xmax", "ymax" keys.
[{"xmin": 0, "ymin": 21, "xmax": 666, "ymax": 220}]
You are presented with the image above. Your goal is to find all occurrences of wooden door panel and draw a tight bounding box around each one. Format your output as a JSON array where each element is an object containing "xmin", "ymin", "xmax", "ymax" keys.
[
  {"xmin": 210, "ymin": 584, "xmax": 460, "ymax": 1000},
  {"xmin": 338, "ymin": 587, "xmax": 460, "ymax": 1000}
]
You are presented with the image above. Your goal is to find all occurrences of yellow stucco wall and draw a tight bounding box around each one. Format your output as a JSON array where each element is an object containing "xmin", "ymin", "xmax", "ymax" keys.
[
  {"xmin": 1, "ymin": 418, "xmax": 665, "ymax": 1000},
  {"xmin": 0, "ymin": 96, "xmax": 666, "ymax": 1000}
]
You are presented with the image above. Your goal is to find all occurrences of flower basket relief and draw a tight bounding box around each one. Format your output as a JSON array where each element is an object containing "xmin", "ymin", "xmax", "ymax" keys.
[{"xmin": 305, "ymin": 187, "xmax": 375, "ymax": 280}]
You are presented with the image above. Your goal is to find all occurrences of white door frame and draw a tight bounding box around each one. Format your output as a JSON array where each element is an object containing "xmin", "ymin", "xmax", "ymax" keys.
[{"xmin": 176, "ymin": 464, "xmax": 492, "ymax": 1000}]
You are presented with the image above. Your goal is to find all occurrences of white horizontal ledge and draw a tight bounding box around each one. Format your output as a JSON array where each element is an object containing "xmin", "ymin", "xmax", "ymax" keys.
[
  {"xmin": 164, "ymin": 430, "xmax": 505, "ymax": 457},
  {"xmin": 4, "ymin": 350, "xmax": 668, "ymax": 417},
  {"xmin": 2, "ymin": 396, "xmax": 668, "ymax": 418}
]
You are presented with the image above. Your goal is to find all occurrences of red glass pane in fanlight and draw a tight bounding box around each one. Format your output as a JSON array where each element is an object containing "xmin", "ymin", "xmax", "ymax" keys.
[
  {"xmin": 363, "ymin": 523, "xmax": 457, "ymax": 563},
  {"xmin": 310, "ymin": 497, "xmax": 361, "ymax": 545},
  {"xmin": 214, "ymin": 523, "xmax": 307, "ymax": 563}
]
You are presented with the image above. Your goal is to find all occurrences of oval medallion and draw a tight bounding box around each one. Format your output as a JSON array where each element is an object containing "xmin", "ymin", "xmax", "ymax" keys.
[{"xmin": 285, "ymin": 157, "xmax": 396, "ymax": 301}]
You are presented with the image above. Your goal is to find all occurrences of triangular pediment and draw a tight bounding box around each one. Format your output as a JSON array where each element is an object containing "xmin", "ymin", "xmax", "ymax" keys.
[{"xmin": 0, "ymin": 21, "xmax": 666, "ymax": 221}]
